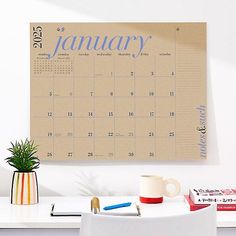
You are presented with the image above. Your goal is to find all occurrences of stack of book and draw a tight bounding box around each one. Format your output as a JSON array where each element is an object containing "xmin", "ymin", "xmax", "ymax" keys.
[{"xmin": 185, "ymin": 188, "xmax": 236, "ymax": 211}]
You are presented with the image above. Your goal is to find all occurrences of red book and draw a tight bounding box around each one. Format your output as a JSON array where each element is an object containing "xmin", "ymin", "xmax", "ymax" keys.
[{"xmin": 185, "ymin": 195, "xmax": 236, "ymax": 211}]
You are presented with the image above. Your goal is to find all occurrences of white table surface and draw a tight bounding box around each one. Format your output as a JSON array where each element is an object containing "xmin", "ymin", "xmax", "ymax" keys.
[{"xmin": 0, "ymin": 196, "xmax": 236, "ymax": 228}]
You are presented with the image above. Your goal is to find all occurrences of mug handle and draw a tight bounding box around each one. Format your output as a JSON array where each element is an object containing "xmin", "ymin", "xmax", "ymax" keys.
[{"xmin": 163, "ymin": 178, "xmax": 181, "ymax": 198}]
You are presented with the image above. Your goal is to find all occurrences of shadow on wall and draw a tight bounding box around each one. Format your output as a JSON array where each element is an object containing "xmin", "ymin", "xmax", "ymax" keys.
[
  {"xmin": 75, "ymin": 171, "xmax": 118, "ymax": 196},
  {"xmin": 37, "ymin": 0, "xmax": 236, "ymax": 66},
  {"xmin": 75, "ymin": 169, "xmax": 139, "ymax": 196},
  {"xmin": 0, "ymin": 166, "xmax": 61, "ymax": 196},
  {"xmin": 38, "ymin": 0, "xmax": 142, "ymax": 20}
]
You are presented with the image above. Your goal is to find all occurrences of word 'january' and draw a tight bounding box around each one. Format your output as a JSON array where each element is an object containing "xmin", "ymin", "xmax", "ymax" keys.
[{"xmin": 48, "ymin": 35, "xmax": 152, "ymax": 59}]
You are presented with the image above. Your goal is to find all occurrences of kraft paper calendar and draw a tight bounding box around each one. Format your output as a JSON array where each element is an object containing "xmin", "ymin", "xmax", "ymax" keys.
[{"xmin": 30, "ymin": 23, "xmax": 206, "ymax": 161}]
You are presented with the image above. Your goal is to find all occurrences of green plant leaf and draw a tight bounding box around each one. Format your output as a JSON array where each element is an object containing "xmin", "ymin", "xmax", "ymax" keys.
[{"xmin": 5, "ymin": 139, "xmax": 40, "ymax": 172}]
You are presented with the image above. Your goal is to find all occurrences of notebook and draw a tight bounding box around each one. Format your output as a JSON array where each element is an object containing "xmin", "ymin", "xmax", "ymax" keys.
[{"xmin": 50, "ymin": 201, "xmax": 140, "ymax": 216}]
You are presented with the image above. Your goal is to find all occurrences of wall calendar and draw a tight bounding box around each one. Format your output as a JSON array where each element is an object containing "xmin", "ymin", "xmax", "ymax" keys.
[{"xmin": 30, "ymin": 23, "xmax": 206, "ymax": 161}]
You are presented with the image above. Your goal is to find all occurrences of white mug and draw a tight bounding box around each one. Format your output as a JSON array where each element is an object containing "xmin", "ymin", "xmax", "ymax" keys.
[{"xmin": 139, "ymin": 175, "xmax": 181, "ymax": 204}]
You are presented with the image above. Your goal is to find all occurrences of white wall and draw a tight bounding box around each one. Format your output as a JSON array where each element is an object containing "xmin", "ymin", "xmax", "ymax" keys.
[{"xmin": 0, "ymin": 0, "xmax": 236, "ymax": 197}]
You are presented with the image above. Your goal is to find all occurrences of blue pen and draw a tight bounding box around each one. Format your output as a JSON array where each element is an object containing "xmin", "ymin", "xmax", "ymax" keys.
[{"xmin": 103, "ymin": 202, "xmax": 132, "ymax": 211}]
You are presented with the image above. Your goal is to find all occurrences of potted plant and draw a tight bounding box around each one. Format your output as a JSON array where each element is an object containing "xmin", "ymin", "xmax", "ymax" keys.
[{"xmin": 5, "ymin": 139, "xmax": 40, "ymax": 205}]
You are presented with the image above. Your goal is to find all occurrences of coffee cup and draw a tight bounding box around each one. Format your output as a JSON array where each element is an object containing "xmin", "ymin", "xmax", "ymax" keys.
[{"xmin": 139, "ymin": 175, "xmax": 181, "ymax": 204}]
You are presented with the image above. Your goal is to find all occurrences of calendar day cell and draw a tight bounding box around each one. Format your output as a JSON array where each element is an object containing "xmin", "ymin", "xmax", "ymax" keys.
[
  {"xmin": 156, "ymin": 138, "xmax": 175, "ymax": 160},
  {"xmin": 135, "ymin": 56, "xmax": 155, "ymax": 77},
  {"xmin": 156, "ymin": 78, "xmax": 175, "ymax": 97},
  {"xmin": 74, "ymin": 56, "xmax": 94, "ymax": 77},
  {"xmin": 156, "ymin": 31, "xmax": 175, "ymax": 76},
  {"xmin": 31, "ymin": 97, "xmax": 53, "ymax": 118},
  {"xmin": 31, "ymin": 118, "xmax": 53, "ymax": 138},
  {"xmin": 175, "ymin": 140, "xmax": 199, "ymax": 160},
  {"xmin": 74, "ymin": 98, "xmax": 94, "ymax": 118},
  {"xmin": 115, "ymin": 79, "xmax": 134, "ymax": 97},
  {"xmin": 156, "ymin": 117, "xmax": 175, "ymax": 138},
  {"xmin": 54, "ymin": 98, "xmax": 73, "ymax": 117},
  {"xmin": 94, "ymin": 138, "xmax": 114, "ymax": 160},
  {"xmin": 156, "ymin": 97, "xmax": 175, "ymax": 117},
  {"xmin": 135, "ymin": 118, "xmax": 156, "ymax": 137},
  {"xmin": 31, "ymin": 138, "xmax": 53, "ymax": 160},
  {"xmin": 94, "ymin": 98, "xmax": 114, "ymax": 117},
  {"xmin": 115, "ymin": 56, "xmax": 134, "ymax": 77},
  {"xmin": 54, "ymin": 118, "xmax": 73, "ymax": 138},
  {"xmin": 135, "ymin": 79, "xmax": 155, "ymax": 97},
  {"xmin": 94, "ymin": 57, "xmax": 113, "ymax": 78},
  {"xmin": 115, "ymin": 98, "xmax": 134, "ymax": 117},
  {"xmin": 74, "ymin": 138, "xmax": 94, "ymax": 160},
  {"xmin": 54, "ymin": 137, "xmax": 74, "ymax": 160},
  {"xmin": 156, "ymin": 56, "xmax": 175, "ymax": 76},
  {"xmin": 95, "ymin": 118, "xmax": 114, "ymax": 137},
  {"xmin": 135, "ymin": 97, "xmax": 155, "ymax": 117},
  {"xmin": 31, "ymin": 78, "xmax": 53, "ymax": 97},
  {"xmin": 74, "ymin": 78, "xmax": 94, "ymax": 97},
  {"xmin": 54, "ymin": 78, "xmax": 73, "ymax": 97},
  {"xmin": 74, "ymin": 118, "xmax": 94, "ymax": 138},
  {"xmin": 115, "ymin": 117, "xmax": 135, "ymax": 138},
  {"xmin": 94, "ymin": 78, "xmax": 114, "ymax": 97},
  {"xmin": 135, "ymin": 138, "xmax": 156, "ymax": 160},
  {"xmin": 115, "ymin": 138, "xmax": 135, "ymax": 160}
]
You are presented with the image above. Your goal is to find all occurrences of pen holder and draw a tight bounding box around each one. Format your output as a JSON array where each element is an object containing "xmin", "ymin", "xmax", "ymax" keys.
[{"xmin": 11, "ymin": 171, "xmax": 39, "ymax": 205}]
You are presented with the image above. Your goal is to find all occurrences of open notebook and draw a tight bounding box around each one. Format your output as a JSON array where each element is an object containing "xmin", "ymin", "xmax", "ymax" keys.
[{"xmin": 50, "ymin": 201, "xmax": 140, "ymax": 217}]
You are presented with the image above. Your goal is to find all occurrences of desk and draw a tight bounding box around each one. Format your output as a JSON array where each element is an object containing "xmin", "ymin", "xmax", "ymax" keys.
[{"xmin": 0, "ymin": 196, "xmax": 236, "ymax": 235}]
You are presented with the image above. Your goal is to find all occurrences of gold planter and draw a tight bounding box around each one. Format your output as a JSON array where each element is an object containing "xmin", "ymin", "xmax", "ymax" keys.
[{"xmin": 11, "ymin": 171, "xmax": 39, "ymax": 205}]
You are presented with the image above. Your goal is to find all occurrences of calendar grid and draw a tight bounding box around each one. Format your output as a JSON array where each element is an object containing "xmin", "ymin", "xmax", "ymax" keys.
[{"xmin": 30, "ymin": 23, "xmax": 206, "ymax": 161}]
